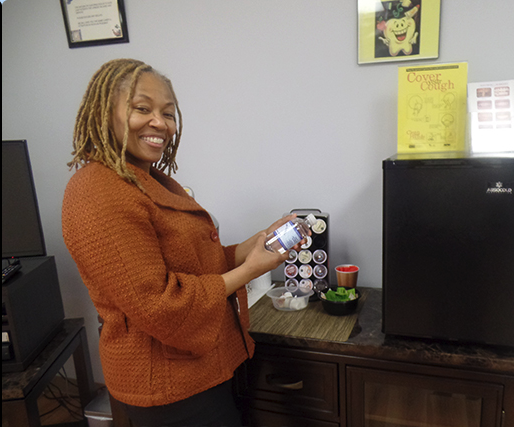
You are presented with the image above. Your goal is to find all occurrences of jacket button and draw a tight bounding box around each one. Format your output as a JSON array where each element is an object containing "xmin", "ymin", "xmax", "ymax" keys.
[{"xmin": 211, "ymin": 231, "xmax": 219, "ymax": 242}]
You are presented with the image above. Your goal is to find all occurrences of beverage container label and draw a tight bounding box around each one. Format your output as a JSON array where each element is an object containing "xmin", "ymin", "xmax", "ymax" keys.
[
  {"xmin": 285, "ymin": 278, "xmax": 299, "ymax": 291},
  {"xmin": 286, "ymin": 250, "xmax": 298, "ymax": 263},
  {"xmin": 298, "ymin": 250, "xmax": 313, "ymax": 264},
  {"xmin": 314, "ymin": 265, "xmax": 328, "ymax": 279},
  {"xmin": 301, "ymin": 236, "xmax": 312, "ymax": 249},
  {"xmin": 299, "ymin": 264, "xmax": 313, "ymax": 279},
  {"xmin": 314, "ymin": 279, "xmax": 329, "ymax": 292},
  {"xmin": 274, "ymin": 221, "xmax": 302, "ymax": 250},
  {"xmin": 313, "ymin": 249, "xmax": 327, "ymax": 264},
  {"xmin": 299, "ymin": 279, "xmax": 313, "ymax": 291},
  {"xmin": 312, "ymin": 219, "xmax": 327, "ymax": 234},
  {"xmin": 285, "ymin": 263, "xmax": 298, "ymax": 278}
]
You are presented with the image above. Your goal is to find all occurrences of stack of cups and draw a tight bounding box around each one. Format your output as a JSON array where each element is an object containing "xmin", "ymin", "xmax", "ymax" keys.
[{"xmin": 248, "ymin": 271, "xmax": 272, "ymax": 294}]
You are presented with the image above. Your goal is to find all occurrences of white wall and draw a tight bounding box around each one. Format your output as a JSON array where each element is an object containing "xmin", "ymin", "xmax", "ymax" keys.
[{"xmin": 3, "ymin": 0, "xmax": 513, "ymax": 383}]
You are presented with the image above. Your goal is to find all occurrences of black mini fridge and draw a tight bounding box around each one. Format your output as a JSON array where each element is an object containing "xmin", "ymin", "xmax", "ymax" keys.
[{"xmin": 382, "ymin": 152, "xmax": 514, "ymax": 347}]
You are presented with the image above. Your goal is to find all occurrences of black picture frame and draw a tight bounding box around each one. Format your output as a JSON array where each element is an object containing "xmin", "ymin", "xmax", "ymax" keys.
[{"xmin": 60, "ymin": 0, "xmax": 129, "ymax": 49}]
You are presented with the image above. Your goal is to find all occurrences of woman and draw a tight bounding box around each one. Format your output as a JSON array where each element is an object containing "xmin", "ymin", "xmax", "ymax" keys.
[{"xmin": 62, "ymin": 58, "xmax": 301, "ymax": 427}]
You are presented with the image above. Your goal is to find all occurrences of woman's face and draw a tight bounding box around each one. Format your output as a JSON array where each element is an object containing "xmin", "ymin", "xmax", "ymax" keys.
[{"xmin": 112, "ymin": 72, "xmax": 177, "ymax": 173}]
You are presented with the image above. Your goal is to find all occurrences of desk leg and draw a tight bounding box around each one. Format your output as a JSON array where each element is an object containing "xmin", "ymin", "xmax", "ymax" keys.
[
  {"xmin": 2, "ymin": 398, "xmax": 41, "ymax": 427},
  {"xmin": 73, "ymin": 327, "xmax": 95, "ymax": 410}
]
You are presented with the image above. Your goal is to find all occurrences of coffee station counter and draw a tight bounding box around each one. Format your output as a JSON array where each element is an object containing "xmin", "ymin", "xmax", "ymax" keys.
[
  {"xmin": 248, "ymin": 285, "xmax": 514, "ymax": 376},
  {"xmin": 242, "ymin": 285, "xmax": 514, "ymax": 427}
]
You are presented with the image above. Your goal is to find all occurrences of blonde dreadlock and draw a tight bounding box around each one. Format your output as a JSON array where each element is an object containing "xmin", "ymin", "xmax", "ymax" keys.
[{"xmin": 68, "ymin": 58, "xmax": 183, "ymax": 191}]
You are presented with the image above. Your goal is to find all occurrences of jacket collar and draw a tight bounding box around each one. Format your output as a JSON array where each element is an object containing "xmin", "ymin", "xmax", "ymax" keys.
[{"xmin": 131, "ymin": 165, "xmax": 204, "ymax": 212}]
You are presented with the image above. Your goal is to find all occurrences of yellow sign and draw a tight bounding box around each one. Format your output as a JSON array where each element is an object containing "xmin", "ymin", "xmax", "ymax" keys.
[{"xmin": 397, "ymin": 62, "xmax": 468, "ymax": 153}]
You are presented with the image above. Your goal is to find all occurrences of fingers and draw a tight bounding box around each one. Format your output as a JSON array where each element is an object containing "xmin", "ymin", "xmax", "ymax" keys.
[
  {"xmin": 248, "ymin": 233, "xmax": 289, "ymax": 274},
  {"xmin": 266, "ymin": 214, "xmax": 297, "ymax": 235}
]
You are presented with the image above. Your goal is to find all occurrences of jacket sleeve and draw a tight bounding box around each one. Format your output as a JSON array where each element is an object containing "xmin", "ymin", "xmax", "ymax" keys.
[
  {"xmin": 222, "ymin": 244, "xmax": 238, "ymax": 271},
  {"xmin": 62, "ymin": 170, "xmax": 229, "ymax": 357}
]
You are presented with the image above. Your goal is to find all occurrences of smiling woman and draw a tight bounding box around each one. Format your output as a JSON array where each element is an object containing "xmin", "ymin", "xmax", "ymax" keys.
[
  {"xmin": 111, "ymin": 72, "xmax": 178, "ymax": 173},
  {"xmin": 61, "ymin": 58, "xmax": 299, "ymax": 427},
  {"xmin": 68, "ymin": 58, "xmax": 183, "ymax": 191}
]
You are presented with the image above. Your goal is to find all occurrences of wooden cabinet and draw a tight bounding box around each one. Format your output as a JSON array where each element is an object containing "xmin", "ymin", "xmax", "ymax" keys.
[
  {"xmin": 347, "ymin": 364, "xmax": 506, "ymax": 427},
  {"xmin": 238, "ymin": 343, "xmax": 513, "ymax": 427},
  {"xmin": 242, "ymin": 287, "xmax": 514, "ymax": 427}
]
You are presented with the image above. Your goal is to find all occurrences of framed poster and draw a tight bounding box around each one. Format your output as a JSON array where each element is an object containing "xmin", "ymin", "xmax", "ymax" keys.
[
  {"xmin": 60, "ymin": 0, "xmax": 129, "ymax": 48},
  {"xmin": 358, "ymin": 0, "xmax": 440, "ymax": 64}
]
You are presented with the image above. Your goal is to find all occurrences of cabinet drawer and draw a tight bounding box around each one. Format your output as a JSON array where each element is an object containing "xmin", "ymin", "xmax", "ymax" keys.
[{"xmin": 245, "ymin": 352, "xmax": 339, "ymax": 422}]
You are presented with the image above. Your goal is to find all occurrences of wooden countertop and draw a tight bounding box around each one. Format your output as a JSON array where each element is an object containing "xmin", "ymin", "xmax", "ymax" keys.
[{"xmin": 249, "ymin": 286, "xmax": 514, "ymax": 375}]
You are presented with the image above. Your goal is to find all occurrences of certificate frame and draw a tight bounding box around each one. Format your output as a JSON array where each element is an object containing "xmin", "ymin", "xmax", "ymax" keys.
[
  {"xmin": 358, "ymin": 0, "xmax": 440, "ymax": 65},
  {"xmin": 60, "ymin": 0, "xmax": 129, "ymax": 48}
]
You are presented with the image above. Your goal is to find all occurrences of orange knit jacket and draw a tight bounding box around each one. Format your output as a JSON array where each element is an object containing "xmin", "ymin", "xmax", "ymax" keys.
[{"xmin": 62, "ymin": 162, "xmax": 254, "ymax": 407}]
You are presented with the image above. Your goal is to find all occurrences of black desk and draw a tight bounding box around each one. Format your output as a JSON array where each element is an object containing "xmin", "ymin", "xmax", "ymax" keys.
[{"xmin": 2, "ymin": 318, "xmax": 95, "ymax": 427}]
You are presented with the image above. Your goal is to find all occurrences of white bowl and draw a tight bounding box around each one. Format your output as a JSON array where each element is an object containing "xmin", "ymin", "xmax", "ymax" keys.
[{"xmin": 266, "ymin": 287, "xmax": 314, "ymax": 311}]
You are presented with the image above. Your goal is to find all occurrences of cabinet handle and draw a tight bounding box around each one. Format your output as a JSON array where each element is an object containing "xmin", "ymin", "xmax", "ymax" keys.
[{"xmin": 266, "ymin": 374, "xmax": 304, "ymax": 390}]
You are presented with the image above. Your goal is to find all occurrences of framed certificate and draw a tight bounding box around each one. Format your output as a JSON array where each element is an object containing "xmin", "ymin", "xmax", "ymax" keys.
[
  {"xmin": 60, "ymin": 0, "xmax": 129, "ymax": 48},
  {"xmin": 358, "ymin": 0, "xmax": 440, "ymax": 64}
]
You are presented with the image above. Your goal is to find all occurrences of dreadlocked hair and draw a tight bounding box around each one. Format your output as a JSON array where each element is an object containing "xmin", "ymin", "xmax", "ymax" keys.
[{"xmin": 68, "ymin": 58, "xmax": 183, "ymax": 192}]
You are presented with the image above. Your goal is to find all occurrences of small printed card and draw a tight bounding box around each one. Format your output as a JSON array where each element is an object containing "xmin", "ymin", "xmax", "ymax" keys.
[{"xmin": 467, "ymin": 80, "xmax": 514, "ymax": 153}]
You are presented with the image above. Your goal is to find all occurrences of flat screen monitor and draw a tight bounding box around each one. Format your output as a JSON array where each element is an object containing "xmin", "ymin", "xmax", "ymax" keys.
[{"xmin": 2, "ymin": 140, "xmax": 47, "ymax": 258}]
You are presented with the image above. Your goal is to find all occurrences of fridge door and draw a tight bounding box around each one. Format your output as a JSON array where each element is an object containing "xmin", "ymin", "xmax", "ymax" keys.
[{"xmin": 382, "ymin": 153, "xmax": 514, "ymax": 347}]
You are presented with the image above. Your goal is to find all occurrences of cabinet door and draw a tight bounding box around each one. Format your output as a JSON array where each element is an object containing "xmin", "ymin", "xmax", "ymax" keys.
[{"xmin": 347, "ymin": 366, "xmax": 503, "ymax": 427}]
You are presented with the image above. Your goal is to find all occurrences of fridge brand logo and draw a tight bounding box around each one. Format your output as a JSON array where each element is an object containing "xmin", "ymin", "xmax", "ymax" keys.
[{"xmin": 486, "ymin": 182, "xmax": 512, "ymax": 194}]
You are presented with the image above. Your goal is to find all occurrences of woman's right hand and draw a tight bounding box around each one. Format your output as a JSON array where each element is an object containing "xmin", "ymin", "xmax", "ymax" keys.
[
  {"xmin": 222, "ymin": 232, "xmax": 288, "ymax": 296},
  {"xmin": 244, "ymin": 232, "xmax": 289, "ymax": 277}
]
